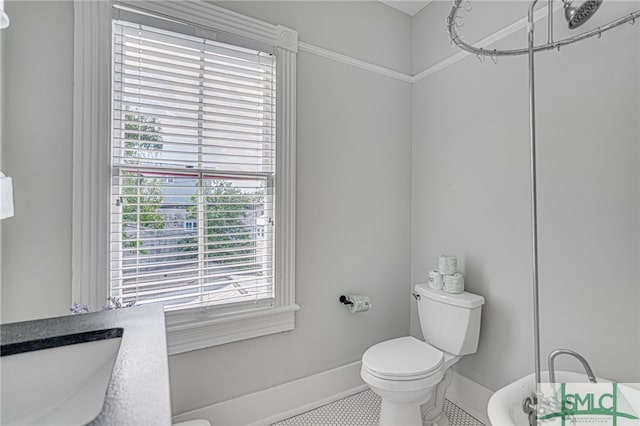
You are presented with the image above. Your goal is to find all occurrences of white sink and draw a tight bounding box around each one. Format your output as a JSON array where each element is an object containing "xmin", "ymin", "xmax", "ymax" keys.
[
  {"xmin": 1, "ymin": 330, "xmax": 122, "ymax": 425},
  {"xmin": 487, "ymin": 371, "xmax": 640, "ymax": 426}
]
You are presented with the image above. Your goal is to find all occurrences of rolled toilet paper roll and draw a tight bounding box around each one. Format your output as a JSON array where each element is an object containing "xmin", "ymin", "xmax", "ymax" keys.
[
  {"xmin": 438, "ymin": 255, "xmax": 457, "ymax": 275},
  {"xmin": 444, "ymin": 273, "xmax": 464, "ymax": 294},
  {"xmin": 347, "ymin": 294, "xmax": 371, "ymax": 313},
  {"xmin": 427, "ymin": 270, "xmax": 443, "ymax": 290}
]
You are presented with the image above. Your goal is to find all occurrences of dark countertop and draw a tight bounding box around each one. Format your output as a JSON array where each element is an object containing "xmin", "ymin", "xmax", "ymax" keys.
[{"xmin": 0, "ymin": 305, "xmax": 172, "ymax": 425}]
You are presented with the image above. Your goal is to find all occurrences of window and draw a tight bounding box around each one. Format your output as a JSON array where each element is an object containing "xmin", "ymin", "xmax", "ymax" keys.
[
  {"xmin": 111, "ymin": 20, "xmax": 276, "ymax": 311},
  {"xmin": 72, "ymin": 1, "xmax": 298, "ymax": 354}
]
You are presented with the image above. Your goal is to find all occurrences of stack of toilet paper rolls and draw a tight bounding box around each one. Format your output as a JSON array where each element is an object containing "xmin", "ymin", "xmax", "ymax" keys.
[{"xmin": 427, "ymin": 255, "xmax": 464, "ymax": 294}]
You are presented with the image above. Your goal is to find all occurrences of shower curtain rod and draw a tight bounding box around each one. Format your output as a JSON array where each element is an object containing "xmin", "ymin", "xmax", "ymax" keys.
[
  {"xmin": 446, "ymin": 2, "xmax": 639, "ymax": 423},
  {"xmin": 447, "ymin": 0, "xmax": 640, "ymax": 58}
]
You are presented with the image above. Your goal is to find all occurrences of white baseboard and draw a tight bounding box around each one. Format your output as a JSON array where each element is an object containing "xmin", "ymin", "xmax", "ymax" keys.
[
  {"xmin": 172, "ymin": 361, "xmax": 367, "ymax": 426},
  {"xmin": 445, "ymin": 370, "xmax": 493, "ymax": 425},
  {"xmin": 173, "ymin": 362, "xmax": 493, "ymax": 426}
]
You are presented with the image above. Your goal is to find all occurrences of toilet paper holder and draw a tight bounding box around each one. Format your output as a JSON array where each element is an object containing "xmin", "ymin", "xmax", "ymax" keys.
[
  {"xmin": 339, "ymin": 295, "xmax": 353, "ymax": 305},
  {"xmin": 338, "ymin": 294, "xmax": 371, "ymax": 313}
]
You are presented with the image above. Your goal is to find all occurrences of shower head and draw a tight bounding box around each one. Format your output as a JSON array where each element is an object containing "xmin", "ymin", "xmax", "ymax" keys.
[{"xmin": 563, "ymin": 0, "xmax": 603, "ymax": 29}]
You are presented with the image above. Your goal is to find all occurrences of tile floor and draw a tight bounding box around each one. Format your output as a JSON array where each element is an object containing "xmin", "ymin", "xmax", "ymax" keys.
[{"xmin": 271, "ymin": 389, "xmax": 485, "ymax": 426}]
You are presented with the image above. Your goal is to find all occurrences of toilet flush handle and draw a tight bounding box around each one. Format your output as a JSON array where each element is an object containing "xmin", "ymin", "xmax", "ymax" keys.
[{"xmin": 412, "ymin": 292, "xmax": 420, "ymax": 301}]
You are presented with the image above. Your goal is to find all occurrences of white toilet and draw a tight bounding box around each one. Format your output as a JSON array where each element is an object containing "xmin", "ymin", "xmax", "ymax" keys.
[{"xmin": 361, "ymin": 283, "xmax": 484, "ymax": 426}]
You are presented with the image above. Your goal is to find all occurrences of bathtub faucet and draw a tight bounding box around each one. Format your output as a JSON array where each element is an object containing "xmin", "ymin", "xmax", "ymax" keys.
[
  {"xmin": 522, "ymin": 349, "xmax": 597, "ymax": 426},
  {"xmin": 548, "ymin": 349, "xmax": 597, "ymax": 384}
]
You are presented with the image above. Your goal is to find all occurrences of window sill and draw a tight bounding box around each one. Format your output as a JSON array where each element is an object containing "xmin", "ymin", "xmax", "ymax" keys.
[{"xmin": 165, "ymin": 303, "xmax": 300, "ymax": 355}]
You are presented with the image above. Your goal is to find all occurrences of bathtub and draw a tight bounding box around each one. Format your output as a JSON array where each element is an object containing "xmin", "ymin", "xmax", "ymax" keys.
[{"xmin": 487, "ymin": 371, "xmax": 640, "ymax": 426}]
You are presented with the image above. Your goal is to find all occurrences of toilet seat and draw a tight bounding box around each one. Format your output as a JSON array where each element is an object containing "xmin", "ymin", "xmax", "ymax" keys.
[{"xmin": 362, "ymin": 336, "xmax": 444, "ymax": 381}]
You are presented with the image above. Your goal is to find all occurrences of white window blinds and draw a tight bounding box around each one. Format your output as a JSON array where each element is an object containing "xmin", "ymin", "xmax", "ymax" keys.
[{"xmin": 111, "ymin": 20, "xmax": 276, "ymax": 311}]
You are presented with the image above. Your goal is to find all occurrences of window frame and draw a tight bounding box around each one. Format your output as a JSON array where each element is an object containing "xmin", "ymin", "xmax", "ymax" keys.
[
  {"xmin": 72, "ymin": 0, "xmax": 298, "ymax": 354},
  {"xmin": 110, "ymin": 20, "xmax": 278, "ymax": 312}
]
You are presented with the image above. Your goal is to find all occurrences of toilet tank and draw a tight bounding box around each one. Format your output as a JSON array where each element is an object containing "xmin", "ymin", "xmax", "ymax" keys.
[{"xmin": 414, "ymin": 283, "xmax": 485, "ymax": 356}]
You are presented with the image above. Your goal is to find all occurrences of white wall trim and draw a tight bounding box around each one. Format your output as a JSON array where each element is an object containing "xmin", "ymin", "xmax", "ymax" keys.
[
  {"xmin": 299, "ymin": 41, "xmax": 413, "ymax": 83},
  {"xmin": 71, "ymin": 0, "xmax": 112, "ymax": 309},
  {"xmin": 250, "ymin": 384, "xmax": 369, "ymax": 426},
  {"xmin": 115, "ymin": 0, "xmax": 298, "ymax": 52},
  {"xmin": 298, "ymin": 3, "xmax": 562, "ymax": 84},
  {"xmin": 165, "ymin": 304, "xmax": 300, "ymax": 355},
  {"xmin": 172, "ymin": 361, "xmax": 366, "ymax": 426},
  {"xmin": 446, "ymin": 370, "xmax": 493, "ymax": 426},
  {"xmin": 274, "ymin": 45, "xmax": 297, "ymax": 313}
]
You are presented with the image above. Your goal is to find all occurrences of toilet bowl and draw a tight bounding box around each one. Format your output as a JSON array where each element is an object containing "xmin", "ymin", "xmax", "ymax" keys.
[
  {"xmin": 361, "ymin": 336, "xmax": 445, "ymax": 425},
  {"xmin": 361, "ymin": 284, "xmax": 484, "ymax": 426}
]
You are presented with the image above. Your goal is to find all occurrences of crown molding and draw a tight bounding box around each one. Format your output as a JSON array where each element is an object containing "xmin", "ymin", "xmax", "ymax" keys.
[
  {"xmin": 298, "ymin": 42, "xmax": 413, "ymax": 83},
  {"xmin": 300, "ymin": 3, "xmax": 563, "ymax": 84}
]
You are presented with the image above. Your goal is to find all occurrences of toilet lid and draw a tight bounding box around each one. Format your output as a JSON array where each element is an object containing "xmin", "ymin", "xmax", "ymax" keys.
[{"xmin": 362, "ymin": 336, "xmax": 443, "ymax": 379}]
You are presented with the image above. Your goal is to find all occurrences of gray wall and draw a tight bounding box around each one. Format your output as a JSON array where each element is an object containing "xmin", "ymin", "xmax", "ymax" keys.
[
  {"xmin": 411, "ymin": 1, "xmax": 640, "ymax": 389},
  {"xmin": 1, "ymin": 1, "xmax": 73, "ymax": 323},
  {"xmin": 0, "ymin": 0, "xmax": 413, "ymax": 415}
]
